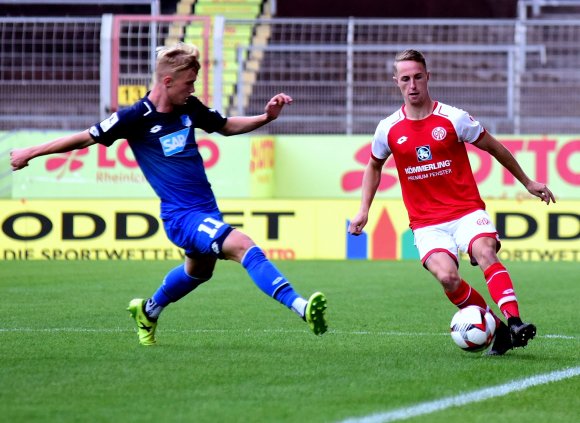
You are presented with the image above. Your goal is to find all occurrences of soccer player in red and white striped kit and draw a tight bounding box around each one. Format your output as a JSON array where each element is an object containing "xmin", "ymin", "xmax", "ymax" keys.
[{"xmin": 349, "ymin": 49, "xmax": 556, "ymax": 355}]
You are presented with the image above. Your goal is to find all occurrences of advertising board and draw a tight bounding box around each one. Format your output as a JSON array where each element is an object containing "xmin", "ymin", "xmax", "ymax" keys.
[{"xmin": 1, "ymin": 199, "xmax": 577, "ymax": 261}]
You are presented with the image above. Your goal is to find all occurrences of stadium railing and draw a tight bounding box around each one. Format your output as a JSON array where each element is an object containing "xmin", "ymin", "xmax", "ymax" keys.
[{"xmin": 1, "ymin": 15, "xmax": 579, "ymax": 135}]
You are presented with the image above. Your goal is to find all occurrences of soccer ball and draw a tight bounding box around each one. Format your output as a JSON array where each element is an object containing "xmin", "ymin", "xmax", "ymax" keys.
[{"xmin": 450, "ymin": 306, "xmax": 496, "ymax": 352}]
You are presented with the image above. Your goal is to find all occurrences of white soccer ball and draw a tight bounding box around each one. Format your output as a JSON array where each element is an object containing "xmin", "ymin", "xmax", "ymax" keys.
[{"xmin": 450, "ymin": 306, "xmax": 496, "ymax": 352}]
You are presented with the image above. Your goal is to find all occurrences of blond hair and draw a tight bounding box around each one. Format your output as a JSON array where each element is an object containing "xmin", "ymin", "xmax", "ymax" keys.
[
  {"xmin": 155, "ymin": 43, "xmax": 201, "ymax": 81},
  {"xmin": 393, "ymin": 49, "xmax": 427, "ymax": 75}
]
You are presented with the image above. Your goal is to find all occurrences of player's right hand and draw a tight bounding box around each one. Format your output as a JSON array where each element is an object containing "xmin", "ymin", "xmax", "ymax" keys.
[
  {"xmin": 348, "ymin": 213, "xmax": 368, "ymax": 235},
  {"xmin": 10, "ymin": 149, "xmax": 30, "ymax": 171}
]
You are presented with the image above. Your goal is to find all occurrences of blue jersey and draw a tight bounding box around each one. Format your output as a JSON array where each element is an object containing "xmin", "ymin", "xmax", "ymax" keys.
[{"xmin": 89, "ymin": 96, "xmax": 227, "ymax": 220}]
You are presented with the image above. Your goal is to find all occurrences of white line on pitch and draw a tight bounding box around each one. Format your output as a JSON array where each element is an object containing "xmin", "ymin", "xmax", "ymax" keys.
[
  {"xmin": 337, "ymin": 366, "xmax": 580, "ymax": 423},
  {"xmin": 0, "ymin": 327, "xmax": 576, "ymax": 340}
]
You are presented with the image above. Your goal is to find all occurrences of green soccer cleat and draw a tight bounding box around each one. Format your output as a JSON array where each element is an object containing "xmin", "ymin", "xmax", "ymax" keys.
[
  {"xmin": 127, "ymin": 298, "xmax": 158, "ymax": 346},
  {"xmin": 305, "ymin": 292, "xmax": 328, "ymax": 336}
]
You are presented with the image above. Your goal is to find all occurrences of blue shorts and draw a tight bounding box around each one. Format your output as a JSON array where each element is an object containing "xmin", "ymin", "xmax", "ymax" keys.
[{"xmin": 163, "ymin": 211, "xmax": 234, "ymax": 258}]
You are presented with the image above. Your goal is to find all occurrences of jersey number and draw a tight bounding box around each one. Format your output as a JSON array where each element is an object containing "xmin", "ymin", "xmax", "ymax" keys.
[{"xmin": 197, "ymin": 217, "xmax": 224, "ymax": 239}]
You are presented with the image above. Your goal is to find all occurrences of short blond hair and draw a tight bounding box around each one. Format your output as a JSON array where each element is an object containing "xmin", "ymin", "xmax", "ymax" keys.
[
  {"xmin": 155, "ymin": 43, "xmax": 200, "ymax": 81},
  {"xmin": 393, "ymin": 49, "xmax": 427, "ymax": 75}
]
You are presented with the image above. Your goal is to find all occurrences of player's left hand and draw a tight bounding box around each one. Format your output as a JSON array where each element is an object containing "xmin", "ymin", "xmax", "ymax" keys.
[
  {"xmin": 264, "ymin": 93, "xmax": 292, "ymax": 120},
  {"xmin": 527, "ymin": 181, "xmax": 556, "ymax": 205}
]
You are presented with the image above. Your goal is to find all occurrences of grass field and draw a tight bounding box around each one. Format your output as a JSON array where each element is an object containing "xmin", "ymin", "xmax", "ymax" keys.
[{"xmin": 0, "ymin": 259, "xmax": 578, "ymax": 423}]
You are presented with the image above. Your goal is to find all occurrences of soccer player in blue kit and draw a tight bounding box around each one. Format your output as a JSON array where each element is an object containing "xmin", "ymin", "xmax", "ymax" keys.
[{"xmin": 10, "ymin": 43, "xmax": 328, "ymax": 345}]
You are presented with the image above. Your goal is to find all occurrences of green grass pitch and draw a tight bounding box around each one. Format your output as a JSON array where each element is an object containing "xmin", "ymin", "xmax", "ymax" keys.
[{"xmin": 0, "ymin": 259, "xmax": 578, "ymax": 422}]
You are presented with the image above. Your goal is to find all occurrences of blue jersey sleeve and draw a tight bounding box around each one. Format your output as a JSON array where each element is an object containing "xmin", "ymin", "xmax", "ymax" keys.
[
  {"xmin": 88, "ymin": 104, "xmax": 145, "ymax": 146},
  {"xmin": 186, "ymin": 96, "xmax": 227, "ymax": 133}
]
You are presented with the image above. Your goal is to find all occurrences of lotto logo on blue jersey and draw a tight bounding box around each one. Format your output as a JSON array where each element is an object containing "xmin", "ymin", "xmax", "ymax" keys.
[
  {"xmin": 416, "ymin": 145, "xmax": 432, "ymax": 162},
  {"xmin": 159, "ymin": 128, "xmax": 190, "ymax": 156}
]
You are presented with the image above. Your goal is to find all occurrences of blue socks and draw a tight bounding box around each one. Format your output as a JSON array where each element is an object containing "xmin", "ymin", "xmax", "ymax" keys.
[
  {"xmin": 242, "ymin": 246, "xmax": 300, "ymax": 309},
  {"xmin": 145, "ymin": 247, "xmax": 303, "ymax": 319},
  {"xmin": 150, "ymin": 264, "xmax": 208, "ymax": 308}
]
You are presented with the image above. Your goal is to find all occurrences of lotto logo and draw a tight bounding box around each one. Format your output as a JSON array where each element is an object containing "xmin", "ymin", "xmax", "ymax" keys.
[{"xmin": 477, "ymin": 217, "xmax": 490, "ymax": 225}]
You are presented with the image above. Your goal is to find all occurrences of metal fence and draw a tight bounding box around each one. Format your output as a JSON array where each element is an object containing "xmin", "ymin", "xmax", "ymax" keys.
[
  {"xmin": 0, "ymin": 17, "xmax": 101, "ymax": 130},
  {"xmin": 235, "ymin": 17, "xmax": 580, "ymax": 135},
  {"xmin": 1, "ymin": 14, "xmax": 580, "ymax": 135}
]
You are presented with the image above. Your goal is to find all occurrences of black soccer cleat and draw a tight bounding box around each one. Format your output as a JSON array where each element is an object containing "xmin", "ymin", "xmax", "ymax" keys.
[
  {"xmin": 509, "ymin": 321, "xmax": 537, "ymax": 348},
  {"xmin": 487, "ymin": 320, "xmax": 513, "ymax": 356}
]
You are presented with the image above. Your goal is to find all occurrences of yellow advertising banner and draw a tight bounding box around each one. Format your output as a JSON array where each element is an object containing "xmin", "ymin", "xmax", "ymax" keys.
[
  {"xmin": 249, "ymin": 136, "xmax": 276, "ymax": 198},
  {"xmin": 1, "ymin": 199, "xmax": 577, "ymax": 262}
]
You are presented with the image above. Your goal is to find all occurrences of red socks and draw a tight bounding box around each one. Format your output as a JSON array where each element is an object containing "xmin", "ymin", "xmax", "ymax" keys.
[
  {"xmin": 445, "ymin": 263, "xmax": 520, "ymax": 322},
  {"xmin": 446, "ymin": 279, "xmax": 489, "ymax": 311},
  {"xmin": 446, "ymin": 279, "xmax": 504, "ymax": 325},
  {"xmin": 484, "ymin": 262, "xmax": 520, "ymax": 320}
]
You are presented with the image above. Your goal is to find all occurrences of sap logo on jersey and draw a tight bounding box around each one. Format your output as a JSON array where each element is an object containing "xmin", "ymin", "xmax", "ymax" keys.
[
  {"xmin": 416, "ymin": 145, "xmax": 432, "ymax": 162},
  {"xmin": 159, "ymin": 128, "xmax": 190, "ymax": 156}
]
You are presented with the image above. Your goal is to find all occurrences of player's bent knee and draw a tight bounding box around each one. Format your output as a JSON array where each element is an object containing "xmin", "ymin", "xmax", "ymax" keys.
[
  {"xmin": 438, "ymin": 272, "xmax": 461, "ymax": 291},
  {"xmin": 191, "ymin": 273, "xmax": 213, "ymax": 284},
  {"xmin": 222, "ymin": 230, "xmax": 257, "ymax": 262}
]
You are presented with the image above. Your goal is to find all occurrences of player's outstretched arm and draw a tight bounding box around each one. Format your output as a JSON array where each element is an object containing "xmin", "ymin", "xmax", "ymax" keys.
[
  {"xmin": 475, "ymin": 132, "xmax": 555, "ymax": 205},
  {"xmin": 219, "ymin": 93, "xmax": 292, "ymax": 136},
  {"xmin": 10, "ymin": 129, "xmax": 96, "ymax": 171}
]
